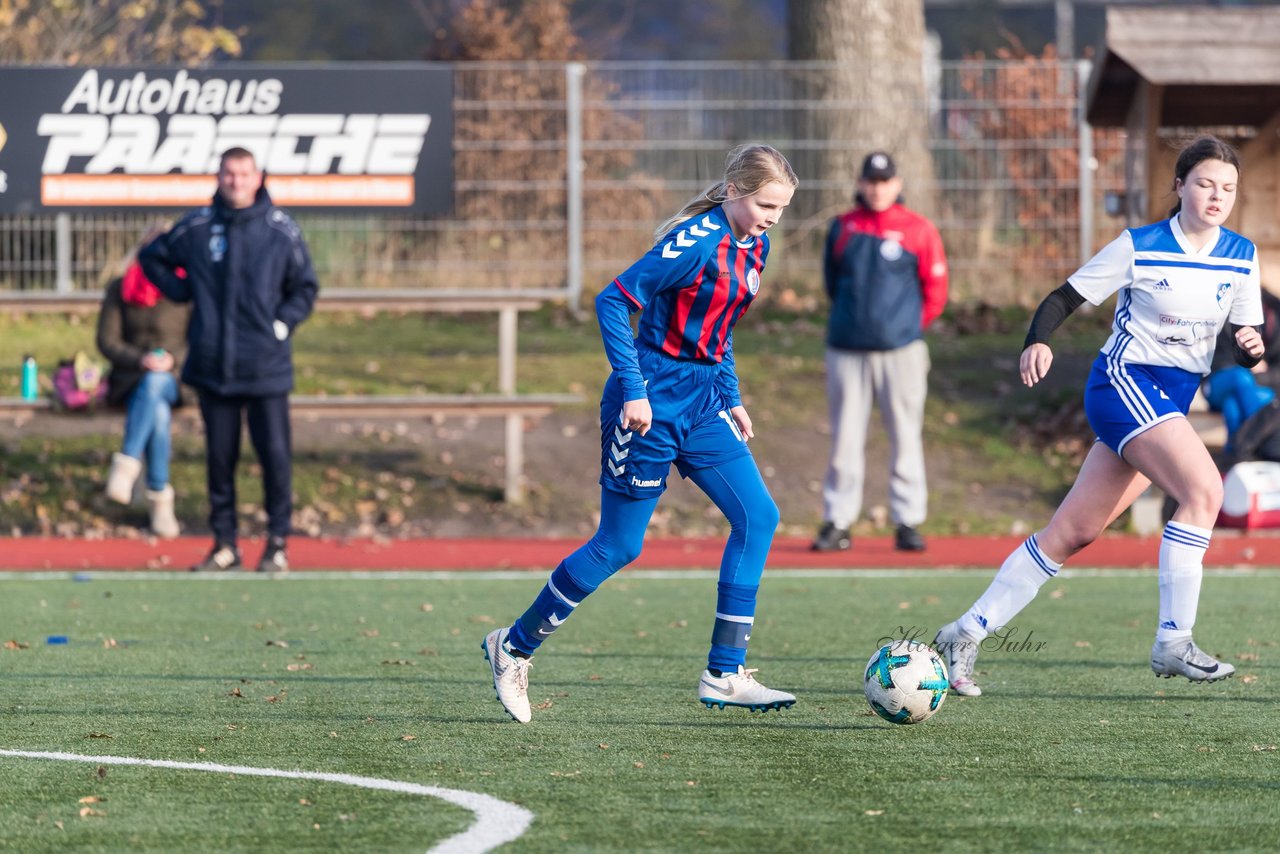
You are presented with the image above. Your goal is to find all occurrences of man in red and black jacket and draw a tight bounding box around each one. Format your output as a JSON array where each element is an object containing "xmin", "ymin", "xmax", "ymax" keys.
[{"xmin": 812, "ymin": 151, "xmax": 949, "ymax": 553}]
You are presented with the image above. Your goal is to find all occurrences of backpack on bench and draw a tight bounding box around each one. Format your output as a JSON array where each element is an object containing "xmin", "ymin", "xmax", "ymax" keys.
[{"xmin": 51, "ymin": 351, "xmax": 108, "ymax": 412}]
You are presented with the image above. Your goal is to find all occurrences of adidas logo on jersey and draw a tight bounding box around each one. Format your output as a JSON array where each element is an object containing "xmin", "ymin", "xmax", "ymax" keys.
[{"xmin": 1153, "ymin": 278, "xmax": 1172, "ymax": 291}]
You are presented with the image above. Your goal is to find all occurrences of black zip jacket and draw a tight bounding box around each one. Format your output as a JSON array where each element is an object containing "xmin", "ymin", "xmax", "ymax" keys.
[{"xmin": 139, "ymin": 185, "xmax": 318, "ymax": 396}]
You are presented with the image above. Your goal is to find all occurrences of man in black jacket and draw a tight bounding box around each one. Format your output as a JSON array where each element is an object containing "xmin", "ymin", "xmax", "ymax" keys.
[{"xmin": 140, "ymin": 147, "xmax": 319, "ymax": 572}]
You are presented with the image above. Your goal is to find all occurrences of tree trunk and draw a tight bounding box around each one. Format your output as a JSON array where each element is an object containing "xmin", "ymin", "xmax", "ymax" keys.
[{"xmin": 788, "ymin": 0, "xmax": 934, "ymax": 222}]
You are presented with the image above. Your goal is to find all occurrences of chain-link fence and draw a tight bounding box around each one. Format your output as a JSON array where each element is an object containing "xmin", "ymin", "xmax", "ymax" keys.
[{"xmin": 0, "ymin": 59, "xmax": 1124, "ymax": 306}]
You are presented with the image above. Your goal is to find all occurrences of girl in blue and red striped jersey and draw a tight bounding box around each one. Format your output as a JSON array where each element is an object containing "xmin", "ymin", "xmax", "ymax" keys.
[{"xmin": 483, "ymin": 144, "xmax": 799, "ymax": 722}]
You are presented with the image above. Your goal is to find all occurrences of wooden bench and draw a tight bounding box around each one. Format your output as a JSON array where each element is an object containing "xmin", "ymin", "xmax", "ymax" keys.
[
  {"xmin": 0, "ymin": 287, "xmax": 566, "ymax": 314},
  {"xmin": 0, "ymin": 287, "xmax": 581, "ymax": 504},
  {"xmin": 0, "ymin": 288, "xmax": 567, "ymax": 401},
  {"xmin": 290, "ymin": 394, "xmax": 583, "ymax": 504},
  {"xmin": 0, "ymin": 392, "xmax": 582, "ymax": 504}
]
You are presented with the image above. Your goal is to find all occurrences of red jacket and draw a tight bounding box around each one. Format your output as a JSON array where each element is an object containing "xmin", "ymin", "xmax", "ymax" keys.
[{"xmin": 824, "ymin": 202, "xmax": 948, "ymax": 351}]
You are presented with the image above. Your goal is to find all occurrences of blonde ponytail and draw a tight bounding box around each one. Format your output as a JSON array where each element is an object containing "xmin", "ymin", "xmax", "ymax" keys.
[
  {"xmin": 652, "ymin": 144, "xmax": 797, "ymax": 245},
  {"xmin": 654, "ymin": 182, "xmax": 728, "ymax": 244}
]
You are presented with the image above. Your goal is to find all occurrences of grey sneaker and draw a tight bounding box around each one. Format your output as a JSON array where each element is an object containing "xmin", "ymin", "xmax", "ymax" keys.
[
  {"xmin": 191, "ymin": 543, "xmax": 241, "ymax": 573},
  {"xmin": 482, "ymin": 627, "xmax": 532, "ymax": 723},
  {"xmin": 933, "ymin": 620, "xmax": 982, "ymax": 696},
  {"xmin": 256, "ymin": 537, "xmax": 289, "ymax": 573},
  {"xmin": 811, "ymin": 522, "xmax": 851, "ymax": 552},
  {"xmin": 1151, "ymin": 638, "xmax": 1236, "ymax": 682},
  {"xmin": 698, "ymin": 666, "xmax": 796, "ymax": 712}
]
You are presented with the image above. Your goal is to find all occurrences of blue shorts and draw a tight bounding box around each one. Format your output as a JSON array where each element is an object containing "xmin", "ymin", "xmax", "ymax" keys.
[
  {"xmin": 598, "ymin": 347, "xmax": 752, "ymax": 498},
  {"xmin": 1083, "ymin": 355, "xmax": 1202, "ymax": 458}
]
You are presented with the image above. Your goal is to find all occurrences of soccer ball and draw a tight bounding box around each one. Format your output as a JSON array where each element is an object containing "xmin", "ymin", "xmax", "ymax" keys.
[{"xmin": 863, "ymin": 640, "xmax": 949, "ymax": 725}]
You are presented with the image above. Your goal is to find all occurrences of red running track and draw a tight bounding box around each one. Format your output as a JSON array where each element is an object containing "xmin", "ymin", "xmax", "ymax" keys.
[{"xmin": 2, "ymin": 533, "xmax": 1280, "ymax": 571}]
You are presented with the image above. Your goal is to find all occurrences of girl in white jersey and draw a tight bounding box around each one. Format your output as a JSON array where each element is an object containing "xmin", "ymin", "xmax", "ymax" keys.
[{"xmin": 934, "ymin": 136, "xmax": 1265, "ymax": 694}]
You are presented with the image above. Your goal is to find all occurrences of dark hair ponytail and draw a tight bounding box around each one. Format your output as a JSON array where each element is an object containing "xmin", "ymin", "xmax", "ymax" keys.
[{"xmin": 1169, "ymin": 135, "xmax": 1240, "ymax": 217}]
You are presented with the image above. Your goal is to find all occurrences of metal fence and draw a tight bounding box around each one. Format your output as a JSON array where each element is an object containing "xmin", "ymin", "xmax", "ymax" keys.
[{"xmin": 0, "ymin": 59, "xmax": 1124, "ymax": 307}]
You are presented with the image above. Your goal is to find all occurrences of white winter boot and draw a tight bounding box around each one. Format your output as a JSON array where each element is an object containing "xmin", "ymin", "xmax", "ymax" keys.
[
  {"xmin": 146, "ymin": 485, "xmax": 180, "ymax": 539},
  {"xmin": 106, "ymin": 453, "xmax": 143, "ymax": 505}
]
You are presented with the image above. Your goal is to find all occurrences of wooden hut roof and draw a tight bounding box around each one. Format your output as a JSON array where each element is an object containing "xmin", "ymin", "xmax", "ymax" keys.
[{"xmin": 1087, "ymin": 6, "xmax": 1280, "ymax": 127}]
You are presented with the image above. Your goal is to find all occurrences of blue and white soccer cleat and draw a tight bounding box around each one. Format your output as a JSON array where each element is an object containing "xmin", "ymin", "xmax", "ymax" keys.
[
  {"xmin": 482, "ymin": 627, "xmax": 533, "ymax": 723},
  {"xmin": 1151, "ymin": 638, "xmax": 1236, "ymax": 683},
  {"xmin": 698, "ymin": 666, "xmax": 796, "ymax": 712},
  {"xmin": 933, "ymin": 620, "xmax": 982, "ymax": 697}
]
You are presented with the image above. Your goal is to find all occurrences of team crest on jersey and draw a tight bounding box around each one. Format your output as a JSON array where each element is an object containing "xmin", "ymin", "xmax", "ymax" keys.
[
  {"xmin": 747, "ymin": 268, "xmax": 761, "ymax": 295},
  {"xmin": 209, "ymin": 224, "xmax": 226, "ymax": 263},
  {"xmin": 1217, "ymin": 282, "xmax": 1232, "ymax": 307},
  {"xmin": 879, "ymin": 239, "xmax": 903, "ymax": 261}
]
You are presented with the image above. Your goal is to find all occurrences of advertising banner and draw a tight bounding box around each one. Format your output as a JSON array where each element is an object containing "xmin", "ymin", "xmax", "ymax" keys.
[{"xmin": 0, "ymin": 64, "xmax": 453, "ymax": 212}]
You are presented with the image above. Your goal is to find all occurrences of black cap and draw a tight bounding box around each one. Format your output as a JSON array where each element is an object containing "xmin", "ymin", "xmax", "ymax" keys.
[{"xmin": 860, "ymin": 151, "xmax": 896, "ymax": 181}]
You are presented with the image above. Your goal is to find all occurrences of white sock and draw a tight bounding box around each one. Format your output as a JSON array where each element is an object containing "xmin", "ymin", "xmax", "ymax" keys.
[
  {"xmin": 1156, "ymin": 521, "xmax": 1210, "ymax": 644},
  {"xmin": 961, "ymin": 534, "xmax": 1061, "ymax": 639}
]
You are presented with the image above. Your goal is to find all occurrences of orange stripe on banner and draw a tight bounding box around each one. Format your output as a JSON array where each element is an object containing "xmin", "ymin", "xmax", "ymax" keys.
[{"xmin": 41, "ymin": 175, "xmax": 415, "ymax": 207}]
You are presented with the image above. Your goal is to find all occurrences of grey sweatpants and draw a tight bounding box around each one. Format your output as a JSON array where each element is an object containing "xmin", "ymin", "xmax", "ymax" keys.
[{"xmin": 820, "ymin": 339, "xmax": 930, "ymax": 529}]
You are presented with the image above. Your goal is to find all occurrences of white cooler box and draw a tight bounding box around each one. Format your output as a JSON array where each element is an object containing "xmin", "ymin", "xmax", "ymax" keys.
[{"xmin": 1220, "ymin": 461, "xmax": 1280, "ymax": 529}]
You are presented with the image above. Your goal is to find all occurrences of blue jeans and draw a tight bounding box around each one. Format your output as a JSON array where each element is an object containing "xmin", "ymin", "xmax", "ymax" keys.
[{"xmin": 121, "ymin": 371, "xmax": 179, "ymax": 491}]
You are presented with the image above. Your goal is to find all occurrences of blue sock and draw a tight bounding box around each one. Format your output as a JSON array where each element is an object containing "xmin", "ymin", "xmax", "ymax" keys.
[
  {"xmin": 708, "ymin": 581, "xmax": 758, "ymax": 673},
  {"xmin": 506, "ymin": 490, "xmax": 656, "ymax": 654},
  {"xmin": 508, "ymin": 562, "xmax": 594, "ymax": 655}
]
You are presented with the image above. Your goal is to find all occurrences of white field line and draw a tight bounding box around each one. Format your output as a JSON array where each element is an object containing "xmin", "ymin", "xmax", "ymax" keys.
[
  {"xmin": 0, "ymin": 749, "xmax": 532, "ymax": 854},
  {"xmin": 5, "ymin": 567, "xmax": 1280, "ymax": 581}
]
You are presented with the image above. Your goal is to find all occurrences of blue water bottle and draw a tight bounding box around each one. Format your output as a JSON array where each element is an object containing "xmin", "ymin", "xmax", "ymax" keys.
[{"xmin": 20, "ymin": 355, "xmax": 38, "ymax": 400}]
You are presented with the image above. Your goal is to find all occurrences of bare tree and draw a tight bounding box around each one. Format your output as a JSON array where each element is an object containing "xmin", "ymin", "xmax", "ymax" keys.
[
  {"xmin": 403, "ymin": 0, "xmax": 663, "ymax": 290},
  {"xmin": 787, "ymin": 0, "xmax": 934, "ymax": 221},
  {"xmin": 0, "ymin": 0, "xmax": 242, "ymax": 65}
]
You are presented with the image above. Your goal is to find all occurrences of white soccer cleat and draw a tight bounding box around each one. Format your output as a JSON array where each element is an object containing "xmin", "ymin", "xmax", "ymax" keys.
[
  {"xmin": 934, "ymin": 620, "xmax": 983, "ymax": 697},
  {"xmin": 698, "ymin": 666, "xmax": 795, "ymax": 712},
  {"xmin": 1151, "ymin": 638, "xmax": 1236, "ymax": 683},
  {"xmin": 482, "ymin": 627, "xmax": 533, "ymax": 723}
]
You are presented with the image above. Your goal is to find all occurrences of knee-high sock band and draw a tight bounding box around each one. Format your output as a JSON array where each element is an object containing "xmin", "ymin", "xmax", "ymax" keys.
[
  {"xmin": 508, "ymin": 562, "xmax": 593, "ymax": 654},
  {"xmin": 1156, "ymin": 521, "xmax": 1210, "ymax": 643},
  {"xmin": 506, "ymin": 489, "xmax": 657, "ymax": 655},
  {"xmin": 961, "ymin": 534, "xmax": 1061, "ymax": 639},
  {"xmin": 709, "ymin": 582, "xmax": 758, "ymax": 672}
]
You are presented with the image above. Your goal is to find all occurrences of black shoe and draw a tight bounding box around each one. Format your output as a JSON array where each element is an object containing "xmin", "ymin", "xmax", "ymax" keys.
[
  {"xmin": 895, "ymin": 524, "xmax": 926, "ymax": 552},
  {"xmin": 192, "ymin": 542, "xmax": 241, "ymax": 572},
  {"xmin": 256, "ymin": 537, "xmax": 289, "ymax": 573},
  {"xmin": 811, "ymin": 521, "xmax": 851, "ymax": 552}
]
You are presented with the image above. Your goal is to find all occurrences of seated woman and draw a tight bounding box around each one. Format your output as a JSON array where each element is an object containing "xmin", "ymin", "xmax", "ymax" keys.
[{"xmin": 97, "ymin": 228, "xmax": 191, "ymax": 538}]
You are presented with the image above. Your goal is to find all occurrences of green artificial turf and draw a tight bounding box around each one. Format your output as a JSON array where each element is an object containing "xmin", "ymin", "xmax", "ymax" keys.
[{"xmin": 0, "ymin": 570, "xmax": 1276, "ymax": 852}]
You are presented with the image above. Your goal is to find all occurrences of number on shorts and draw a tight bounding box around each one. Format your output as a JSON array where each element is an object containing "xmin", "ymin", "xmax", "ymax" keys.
[{"xmin": 718, "ymin": 410, "xmax": 744, "ymax": 442}]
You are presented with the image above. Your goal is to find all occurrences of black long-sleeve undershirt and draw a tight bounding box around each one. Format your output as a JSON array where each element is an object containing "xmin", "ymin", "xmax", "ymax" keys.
[{"xmin": 1023, "ymin": 282, "xmax": 1086, "ymax": 349}]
